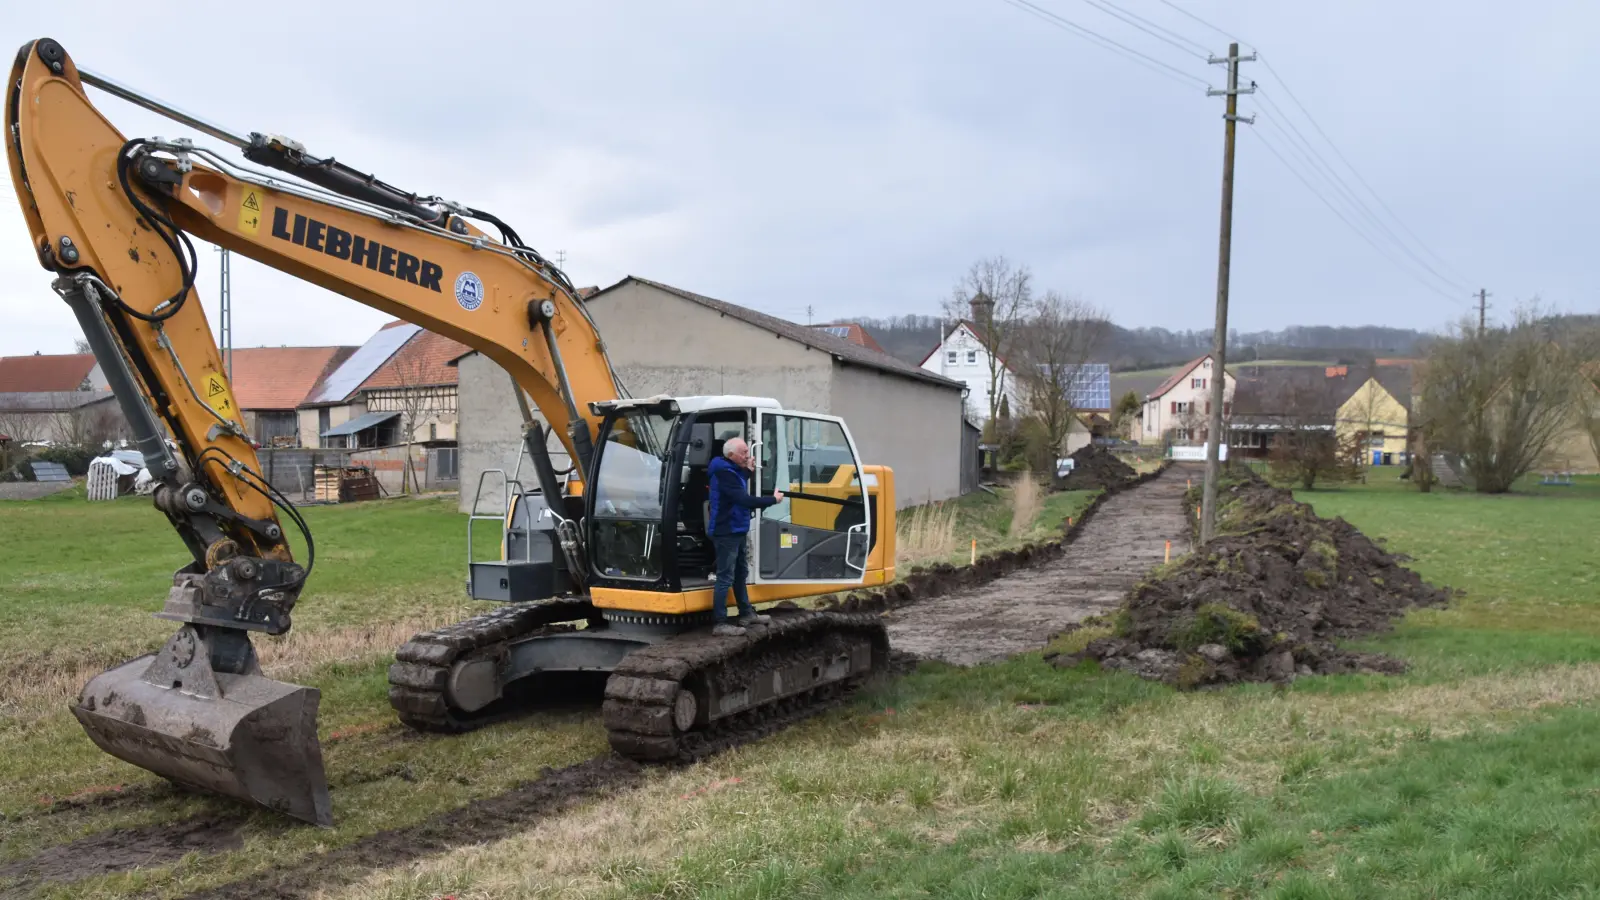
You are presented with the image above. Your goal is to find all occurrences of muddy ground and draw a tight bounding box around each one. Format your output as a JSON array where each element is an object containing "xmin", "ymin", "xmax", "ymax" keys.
[
  {"xmin": 884, "ymin": 465, "xmax": 1195, "ymax": 665},
  {"xmin": 3, "ymin": 466, "xmax": 1196, "ymax": 899}
]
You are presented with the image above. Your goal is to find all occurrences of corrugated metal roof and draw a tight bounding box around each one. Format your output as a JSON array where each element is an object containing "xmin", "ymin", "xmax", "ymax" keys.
[
  {"xmin": 0, "ymin": 390, "xmax": 116, "ymax": 412},
  {"xmin": 305, "ymin": 323, "xmax": 421, "ymax": 404},
  {"xmin": 320, "ymin": 409, "xmax": 400, "ymax": 437},
  {"xmin": 601, "ymin": 278, "xmax": 962, "ymax": 390}
]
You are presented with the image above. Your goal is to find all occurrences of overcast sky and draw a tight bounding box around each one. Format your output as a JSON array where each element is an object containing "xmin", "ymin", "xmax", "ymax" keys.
[{"xmin": 2, "ymin": 1, "xmax": 1595, "ymax": 357}]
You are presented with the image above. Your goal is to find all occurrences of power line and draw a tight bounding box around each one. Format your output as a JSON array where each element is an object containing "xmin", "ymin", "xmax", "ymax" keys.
[
  {"xmin": 1256, "ymin": 54, "xmax": 1473, "ymax": 287},
  {"xmin": 1147, "ymin": 3, "xmax": 1473, "ymax": 293},
  {"xmin": 1150, "ymin": 0, "xmax": 1243, "ymax": 44},
  {"xmin": 998, "ymin": 0, "xmax": 1213, "ymax": 90},
  {"xmin": 1254, "ymin": 97, "xmax": 1471, "ymax": 298},
  {"xmin": 1250, "ymin": 125, "xmax": 1468, "ymax": 307},
  {"xmin": 1072, "ymin": 0, "xmax": 1212, "ymax": 60},
  {"xmin": 1256, "ymin": 90, "xmax": 1472, "ymax": 295}
]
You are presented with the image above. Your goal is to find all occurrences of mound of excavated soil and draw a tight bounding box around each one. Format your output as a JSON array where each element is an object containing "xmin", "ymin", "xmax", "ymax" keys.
[
  {"xmin": 1047, "ymin": 473, "xmax": 1454, "ymax": 687},
  {"xmin": 1057, "ymin": 444, "xmax": 1138, "ymax": 491}
]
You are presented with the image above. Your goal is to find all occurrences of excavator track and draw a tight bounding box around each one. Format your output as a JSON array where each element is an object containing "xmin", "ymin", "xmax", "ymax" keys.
[
  {"xmin": 603, "ymin": 609, "xmax": 888, "ymax": 763},
  {"xmin": 387, "ymin": 597, "xmax": 600, "ymax": 732}
]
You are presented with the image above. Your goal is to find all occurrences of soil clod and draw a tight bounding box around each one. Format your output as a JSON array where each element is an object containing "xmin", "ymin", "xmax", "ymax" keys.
[
  {"xmin": 1049, "ymin": 471, "xmax": 1453, "ymax": 686},
  {"xmin": 1056, "ymin": 444, "xmax": 1139, "ymax": 491}
]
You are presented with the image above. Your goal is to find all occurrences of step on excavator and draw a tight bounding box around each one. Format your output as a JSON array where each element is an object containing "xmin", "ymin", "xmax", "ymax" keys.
[{"xmin": 6, "ymin": 38, "xmax": 896, "ymax": 826}]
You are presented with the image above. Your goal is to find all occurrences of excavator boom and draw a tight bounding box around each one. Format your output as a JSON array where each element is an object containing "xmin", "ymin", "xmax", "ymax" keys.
[
  {"xmin": 8, "ymin": 37, "xmax": 896, "ymax": 828},
  {"xmin": 6, "ymin": 38, "xmax": 624, "ymax": 825}
]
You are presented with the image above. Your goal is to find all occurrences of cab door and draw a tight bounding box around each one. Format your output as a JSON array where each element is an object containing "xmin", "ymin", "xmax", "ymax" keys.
[{"xmin": 751, "ymin": 411, "xmax": 870, "ymax": 584}]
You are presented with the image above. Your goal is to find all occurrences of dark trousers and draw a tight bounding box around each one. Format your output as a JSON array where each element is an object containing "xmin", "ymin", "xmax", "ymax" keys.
[{"xmin": 711, "ymin": 533, "xmax": 757, "ymax": 622}]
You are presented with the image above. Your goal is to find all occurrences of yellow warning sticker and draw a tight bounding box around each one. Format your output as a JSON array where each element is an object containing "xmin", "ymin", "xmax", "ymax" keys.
[
  {"xmin": 780, "ymin": 532, "xmax": 796, "ymax": 549},
  {"xmin": 238, "ymin": 189, "xmax": 263, "ymax": 235},
  {"xmin": 202, "ymin": 371, "xmax": 238, "ymax": 418}
]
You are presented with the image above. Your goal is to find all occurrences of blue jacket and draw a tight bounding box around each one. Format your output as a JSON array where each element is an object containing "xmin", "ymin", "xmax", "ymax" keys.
[{"xmin": 706, "ymin": 455, "xmax": 778, "ymax": 535}]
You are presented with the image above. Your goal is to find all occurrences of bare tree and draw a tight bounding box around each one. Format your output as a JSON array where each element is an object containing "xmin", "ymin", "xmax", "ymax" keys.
[
  {"xmin": 385, "ymin": 339, "xmax": 444, "ymax": 494},
  {"xmin": 942, "ymin": 256, "xmax": 1032, "ymax": 430},
  {"xmin": 1264, "ymin": 378, "xmax": 1360, "ymax": 490},
  {"xmin": 0, "ymin": 410, "xmax": 43, "ymax": 446},
  {"xmin": 1419, "ymin": 305, "xmax": 1586, "ymax": 493},
  {"xmin": 50, "ymin": 400, "xmax": 122, "ymax": 448},
  {"xmin": 0, "ymin": 411, "xmax": 39, "ymax": 474},
  {"xmin": 1016, "ymin": 290, "xmax": 1108, "ymax": 465},
  {"xmin": 73, "ymin": 338, "xmax": 91, "ymax": 354},
  {"xmin": 1572, "ymin": 328, "xmax": 1600, "ymax": 470}
]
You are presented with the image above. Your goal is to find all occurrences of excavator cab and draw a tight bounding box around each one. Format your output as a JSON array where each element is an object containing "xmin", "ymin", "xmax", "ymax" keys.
[{"xmin": 474, "ymin": 395, "xmax": 884, "ymax": 608}]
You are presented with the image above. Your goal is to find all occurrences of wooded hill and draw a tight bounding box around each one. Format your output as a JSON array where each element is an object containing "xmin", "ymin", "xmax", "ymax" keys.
[{"xmin": 855, "ymin": 314, "xmax": 1434, "ymax": 371}]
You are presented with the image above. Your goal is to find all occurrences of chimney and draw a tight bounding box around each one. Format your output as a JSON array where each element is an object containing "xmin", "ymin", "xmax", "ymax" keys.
[{"xmin": 969, "ymin": 291, "xmax": 995, "ymax": 327}]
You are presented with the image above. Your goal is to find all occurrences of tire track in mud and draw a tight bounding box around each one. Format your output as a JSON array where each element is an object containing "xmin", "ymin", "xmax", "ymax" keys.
[
  {"xmin": 883, "ymin": 465, "xmax": 1193, "ymax": 665},
  {"xmin": 0, "ymin": 817, "xmax": 245, "ymax": 900},
  {"xmin": 178, "ymin": 757, "xmax": 644, "ymax": 900},
  {"xmin": 7, "ymin": 467, "xmax": 1189, "ymax": 898}
]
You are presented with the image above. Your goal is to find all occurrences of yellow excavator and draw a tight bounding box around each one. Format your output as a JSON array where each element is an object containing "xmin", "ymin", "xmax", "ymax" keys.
[{"xmin": 6, "ymin": 38, "xmax": 895, "ymax": 826}]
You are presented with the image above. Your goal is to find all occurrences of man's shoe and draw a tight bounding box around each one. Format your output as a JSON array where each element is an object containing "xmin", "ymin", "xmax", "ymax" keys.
[
  {"xmin": 743, "ymin": 613, "xmax": 772, "ymax": 625},
  {"xmin": 713, "ymin": 623, "xmax": 747, "ymax": 637}
]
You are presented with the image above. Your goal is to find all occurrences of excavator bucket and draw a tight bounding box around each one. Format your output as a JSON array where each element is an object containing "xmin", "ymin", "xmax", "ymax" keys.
[{"xmin": 69, "ymin": 625, "xmax": 332, "ymax": 826}]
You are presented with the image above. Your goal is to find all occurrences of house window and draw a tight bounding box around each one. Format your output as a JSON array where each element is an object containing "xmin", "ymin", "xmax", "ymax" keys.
[
  {"xmin": 967, "ymin": 350, "xmax": 977, "ymax": 363},
  {"xmin": 1172, "ymin": 401, "xmax": 1191, "ymax": 414},
  {"xmin": 1192, "ymin": 378, "xmax": 1207, "ymax": 389},
  {"xmin": 1203, "ymin": 359, "xmax": 1212, "ymax": 369},
  {"xmin": 429, "ymin": 422, "xmax": 437, "ymax": 441},
  {"xmin": 947, "ymin": 351, "xmax": 958, "ymax": 365},
  {"xmin": 1368, "ymin": 432, "xmax": 1385, "ymax": 447}
]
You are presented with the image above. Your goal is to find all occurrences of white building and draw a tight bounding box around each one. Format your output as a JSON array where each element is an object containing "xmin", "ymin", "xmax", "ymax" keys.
[
  {"xmin": 1141, "ymin": 354, "xmax": 1236, "ymax": 444},
  {"xmin": 918, "ymin": 296, "xmax": 1021, "ymax": 425}
]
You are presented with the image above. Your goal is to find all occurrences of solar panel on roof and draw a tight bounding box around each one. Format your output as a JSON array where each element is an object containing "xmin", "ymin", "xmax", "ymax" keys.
[
  {"xmin": 819, "ymin": 326, "xmax": 851, "ymax": 338},
  {"xmin": 307, "ymin": 323, "xmax": 420, "ymax": 404}
]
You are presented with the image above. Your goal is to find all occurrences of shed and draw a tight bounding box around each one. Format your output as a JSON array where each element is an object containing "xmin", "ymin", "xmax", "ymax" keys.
[{"xmin": 453, "ymin": 276, "xmax": 969, "ymax": 514}]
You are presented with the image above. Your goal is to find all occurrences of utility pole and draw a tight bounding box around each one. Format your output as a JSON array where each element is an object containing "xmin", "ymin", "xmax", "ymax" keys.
[
  {"xmin": 215, "ymin": 246, "xmax": 233, "ymax": 382},
  {"xmin": 1477, "ymin": 288, "xmax": 1491, "ymax": 336},
  {"xmin": 1199, "ymin": 42, "xmax": 1255, "ymax": 546},
  {"xmin": 807, "ymin": 304, "xmax": 814, "ymax": 326}
]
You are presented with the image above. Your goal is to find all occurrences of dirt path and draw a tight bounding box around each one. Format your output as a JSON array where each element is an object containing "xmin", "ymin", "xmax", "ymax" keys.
[
  {"xmin": 0, "ymin": 482, "xmax": 72, "ymax": 500},
  {"xmin": 884, "ymin": 465, "xmax": 1195, "ymax": 666}
]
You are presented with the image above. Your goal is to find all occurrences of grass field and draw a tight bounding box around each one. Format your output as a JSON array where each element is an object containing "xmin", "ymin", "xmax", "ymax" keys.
[{"xmin": 3, "ymin": 468, "xmax": 1598, "ymax": 898}]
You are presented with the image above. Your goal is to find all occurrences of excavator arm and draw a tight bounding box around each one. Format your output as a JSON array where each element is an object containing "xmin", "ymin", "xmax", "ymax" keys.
[{"xmin": 6, "ymin": 38, "xmax": 627, "ymax": 824}]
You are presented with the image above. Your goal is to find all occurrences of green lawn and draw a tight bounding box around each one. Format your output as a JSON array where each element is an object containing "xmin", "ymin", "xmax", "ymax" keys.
[{"xmin": 5, "ymin": 468, "xmax": 1600, "ymax": 899}]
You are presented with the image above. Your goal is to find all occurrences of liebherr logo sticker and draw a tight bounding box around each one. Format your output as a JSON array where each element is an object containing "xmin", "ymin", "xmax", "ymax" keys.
[
  {"xmin": 270, "ymin": 207, "xmax": 444, "ymax": 292},
  {"xmin": 455, "ymin": 271, "xmax": 485, "ymax": 311}
]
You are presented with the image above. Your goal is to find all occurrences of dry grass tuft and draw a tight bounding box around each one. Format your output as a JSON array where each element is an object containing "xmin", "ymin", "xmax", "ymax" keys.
[
  {"xmin": 0, "ymin": 614, "xmax": 453, "ymax": 723},
  {"xmin": 897, "ymin": 501, "xmax": 959, "ymax": 567},
  {"xmin": 1007, "ymin": 474, "xmax": 1044, "ymax": 540}
]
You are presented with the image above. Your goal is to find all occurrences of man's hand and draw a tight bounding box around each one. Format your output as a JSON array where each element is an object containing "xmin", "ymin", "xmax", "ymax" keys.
[{"xmin": 773, "ymin": 490, "xmax": 785, "ymax": 502}]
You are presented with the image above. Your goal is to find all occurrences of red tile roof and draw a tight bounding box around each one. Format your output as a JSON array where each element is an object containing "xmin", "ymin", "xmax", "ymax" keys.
[
  {"xmin": 228, "ymin": 346, "xmax": 357, "ymax": 410},
  {"xmin": 0, "ymin": 353, "xmax": 97, "ymax": 392},
  {"xmin": 811, "ymin": 323, "xmax": 887, "ymax": 353},
  {"xmin": 358, "ymin": 329, "xmax": 469, "ymax": 390}
]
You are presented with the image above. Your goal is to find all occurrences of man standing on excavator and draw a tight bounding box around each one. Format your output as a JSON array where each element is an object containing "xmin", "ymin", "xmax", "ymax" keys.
[{"xmin": 707, "ymin": 437, "xmax": 783, "ymax": 636}]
